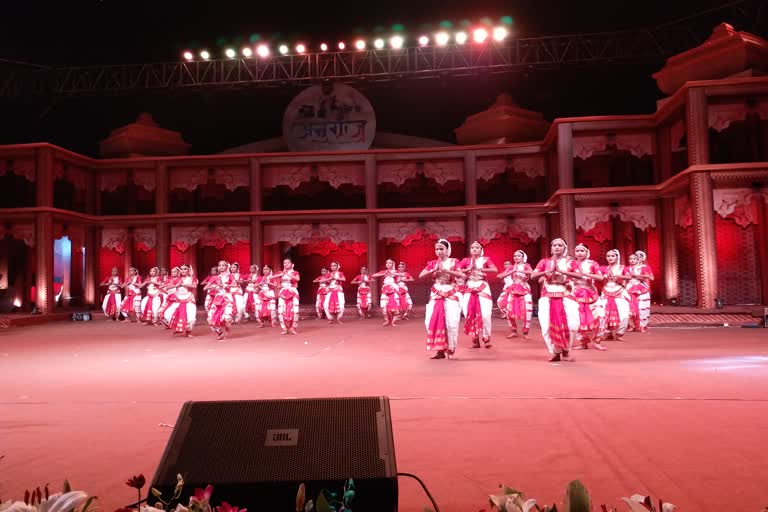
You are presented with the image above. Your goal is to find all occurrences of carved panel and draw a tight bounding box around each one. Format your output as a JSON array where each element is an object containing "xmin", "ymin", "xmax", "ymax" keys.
[
  {"xmin": 169, "ymin": 167, "xmax": 209, "ymax": 191},
  {"xmin": 53, "ymin": 162, "xmax": 89, "ymax": 190},
  {"xmin": 171, "ymin": 225, "xmax": 250, "ymax": 252},
  {"xmin": 378, "ymin": 220, "xmax": 464, "ymax": 245},
  {"xmin": 708, "ymin": 101, "xmax": 768, "ymax": 132},
  {"xmin": 0, "ymin": 223, "xmax": 35, "ymax": 247},
  {"xmin": 615, "ymin": 205, "xmax": 656, "ymax": 230},
  {"xmin": 675, "ymin": 196, "xmax": 693, "ymax": 228},
  {"xmin": 575, "ymin": 207, "xmax": 612, "ymax": 232},
  {"xmin": 712, "ymin": 188, "xmax": 764, "ymax": 227},
  {"xmin": 477, "ymin": 217, "xmax": 546, "ymax": 244},
  {"xmin": 573, "ymin": 133, "xmax": 654, "ymax": 160},
  {"xmin": 99, "ymin": 170, "xmax": 129, "ymax": 192},
  {"xmin": 476, "ymin": 156, "xmax": 546, "ymax": 181},
  {"xmin": 134, "ymin": 228, "xmax": 157, "ymax": 252},
  {"xmin": 133, "ymin": 170, "xmax": 157, "ymax": 192},
  {"xmin": 263, "ymin": 223, "xmax": 367, "ymax": 246},
  {"xmin": 101, "ymin": 227, "xmax": 128, "ymax": 253},
  {"xmin": 378, "ymin": 160, "xmax": 464, "ymax": 186},
  {"xmin": 1, "ymin": 158, "xmax": 36, "ymax": 182}
]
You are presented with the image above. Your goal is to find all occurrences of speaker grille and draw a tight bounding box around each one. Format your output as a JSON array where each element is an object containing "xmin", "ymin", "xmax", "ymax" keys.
[{"xmin": 158, "ymin": 397, "xmax": 392, "ymax": 486}]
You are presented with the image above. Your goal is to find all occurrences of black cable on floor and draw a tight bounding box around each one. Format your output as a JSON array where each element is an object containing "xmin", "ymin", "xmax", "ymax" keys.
[{"xmin": 397, "ymin": 472, "xmax": 440, "ymax": 512}]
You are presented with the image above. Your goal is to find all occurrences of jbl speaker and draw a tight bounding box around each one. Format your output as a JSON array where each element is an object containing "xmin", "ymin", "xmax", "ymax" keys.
[{"xmin": 151, "ymin": 397, "xmax": 397, "ymax": 511}]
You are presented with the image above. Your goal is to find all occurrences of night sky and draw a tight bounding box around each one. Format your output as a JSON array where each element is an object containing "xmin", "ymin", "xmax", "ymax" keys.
[{"xmin": 0, "ymin": 0, "xmax": 760, "ymax": 156}]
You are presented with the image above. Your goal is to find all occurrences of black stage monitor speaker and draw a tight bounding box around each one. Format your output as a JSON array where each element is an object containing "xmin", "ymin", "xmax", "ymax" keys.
[{"xmin": 151, "ymin": 397, "xmax": 397, "ymax": 511}]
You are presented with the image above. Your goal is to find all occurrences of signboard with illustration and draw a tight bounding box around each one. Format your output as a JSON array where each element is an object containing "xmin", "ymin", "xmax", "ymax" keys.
[{"xmin": 283, "ymin": 82, "xmax": 376, "ymax": 152}]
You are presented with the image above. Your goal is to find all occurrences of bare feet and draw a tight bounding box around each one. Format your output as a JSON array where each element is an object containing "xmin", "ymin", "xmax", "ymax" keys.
[
  {"xmin": 523, "ymin": 333, "xmax": 530, "ymax": 340},
  {"xmin": 430, "ymin": 351, "xmax": 446, "ymax": 359},
  {"xmin": 573, "ymin": 344, "xmax": 588, "ymax": 350},
  {"xmin": 280, "ymin": 329, "xmax": 288, "ymax": 335},
  {"xmin": 289, "ymin": 328, "xmax": 298, "ymax": 335},
  {"xmin": 593, "ymin": 343, "xmax": 607, "ymax": 351},
  {"xmin": 506, "ymin": 332, "xmax": 517, "ymax": 339},
  {"xmin": 548, "ymin": 353, "xmax": 561, "ymax": 362}
]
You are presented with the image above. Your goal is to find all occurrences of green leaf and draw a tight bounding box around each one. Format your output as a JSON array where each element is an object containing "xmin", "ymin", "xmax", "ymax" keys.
[
  {"xmin": 563, "ymin": 480, "xmax": 591, "ymax": 512},
  {"xmin": 342, "ymin": 490, "xmax": 354, "ymax": 506},
  {"xmin": 316, "ymin": 493, "xmax": 331, "ymax": 512}
]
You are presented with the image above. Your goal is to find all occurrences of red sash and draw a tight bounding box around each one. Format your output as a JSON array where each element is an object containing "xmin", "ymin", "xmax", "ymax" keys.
[
  {"xmin": 327, "ymin": 289, "xmax": 341, "ymax": 314},
  {"xmin": 280, "ymin": 288, "xmax": 298, "ymax": 323},
  {"xmin": 105, "ymin": 290, "xmax": 118, "ymax": 316},
  {"xmin": 358, "ymin": 288, "xmax": 370, "ymax": 309},
  {"xmin": 547, "ymin": 297, "xmax": 570, "ymax": 350},
  {"xmin": 426, "ymin": 295, "xmax": 448, "ymax": 352}
]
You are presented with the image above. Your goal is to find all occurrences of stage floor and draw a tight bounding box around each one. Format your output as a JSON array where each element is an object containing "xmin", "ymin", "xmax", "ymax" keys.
[{"xmin": 1, "ymin": 317, "xmax": 767, "ymax": 511}]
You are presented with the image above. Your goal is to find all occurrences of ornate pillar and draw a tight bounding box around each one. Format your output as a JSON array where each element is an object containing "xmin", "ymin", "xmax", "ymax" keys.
[
  {"xmin": 367, "ymin": 214, "xmax": 379, "ymax": 299},
  {"xmin": 755, "ymin": 196, "xmax": 768, "ymax": 305},
  {"xmin": 84, "ymin": 226, "xmax": 99, "ymax": 305},
  {"xmin": 36, "ymin": 147, "xmax": 54, "ymax": 207},
  {"xmin": 35, "ymin": 212, "xmax": 55, "ymax": 314},
  {"xmin": 365, "ymin": 154, "xmax": 377, "ymax": 209},
  {"xmin": 124, "ymin": 229, "xmax": 135, "ymax": 276},
  {"xmin": 156, "ymin": 222, "xmax": 170, "ymax": 271},
  {"xmin": 249, "ymin": 158, "xmax": 262, "ymax": 212},
  {"xmin": 465, "ymin": 211, "xmax": 478, "ymax": 245},
  {"xmin": 556, "ymin": 124, "xmax": 577, "ymax": 246},
  {"xmin": 686, "ymin": 88, "xmax": 710, "ymax": 165},
  {"xmin": 659, "ymin": 198, "xmax": 679, "ymax": 302},
  {"xmin": 156, "ymin": 162, "xmax": 169, "ymax": 214},
  {"xmin": 690, "ymin": 173, "xmax": 718, "ymax": 308},
  {"xmin": 155, "ymin": 162, "xmax": 170, "ymax": 271},
  {"xmin": 85, "ymin": 171, "xmax": 98, "ymax": 214},
  {"xmin": 656, "ymin": 124, "xmax": 673, "ymax": 183},
  {"xmin": 250, "ymin": 218, "xmax": 263, "ymax": 266},
  {"xmin": 464, "ymin": 151, "xmax": 477, "ymax": 206}
]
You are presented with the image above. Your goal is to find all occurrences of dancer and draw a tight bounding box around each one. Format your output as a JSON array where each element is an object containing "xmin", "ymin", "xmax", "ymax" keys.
[
  {"xmin": 257, "ymin": 265, "xmax": 277, "ymax": 327},
  {"xmin": 313, "ymin": 268, "xmax": 330, "ymax": 319},
  {"xmin": 563, "ymin": 244, "xmax": 605, "ymax": 350},
  {"xmin": 229, "ymin": 262, "xmax": 246, "ymax": 323},
  {"xmin": 163, "ymin": 264, "xmax": 198, "ymax": 337},
  {"xmin": 372, "ymin": 259, "xmax": 401, "ymax": 326},
  {"xmin": 243, "ymin": 264, "xmax": 260, "ymax": 322},
  {"xmin": 351, "ymin": 266, "xmax": 372, "ymax": 318},
  {"xmin": 140, "ymin": 266, "xmax": 163, "ymax": 325},
  {"xmin": 273, "ymin": 258, "xmax": 300, "ymax": 335},
  {"xmin": 201, "ymin": 266, "xmax": 219, "ymax": 313},
  {"xmin": 599, "ymin": 249, "xmax": 631, "ymax": 341},
  {"xmin": 120, "ymin": 267, "xmax": 143, "ymax": 322},
  {"xmin": 419, "ymin": 238, "xmax": 464, "ymax": 359},
  {"xmin": 396, "ymin": 262, "xmax": 414, "ymax": 320},
  {"xmin": 206, "ymin": 260, "xmax": 236, "ymax": 340},
  {"xmin": 499, "ymin": 250, "xmax": 533, "ymax": 339},
  {"xmin": 496, "ymin": 260, "xmax": 513, "ymax": 319},
  {"xmin": 530, "ymin": 238, "xmax": 580, "ymax": 362},
  {"xmin": 99, "ymin": 267, "xmax": 122, "ymax": 320},
  {"xmin": 626, "ymin": 251, "xmax": 654, "ymax": 332},
  {"xmin": 157, "ymin": 267, "xmax": 181, "ymax": 325},
  {"xmin": 459, "ymin": 241, "xmax": 498, "ymax": 348},
  {"xmin": 324, "ymin": 261, "xmax": 346, "ymax": 324}
]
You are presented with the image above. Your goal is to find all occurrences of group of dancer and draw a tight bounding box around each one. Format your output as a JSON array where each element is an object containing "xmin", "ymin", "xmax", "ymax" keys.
[
  {"xmin": 419, "ymin": 238, "xmax": 653, "ymax": 361},
  {"xmin": 98, "ymin": 238, "xmax": 653, "ymax": 359}
]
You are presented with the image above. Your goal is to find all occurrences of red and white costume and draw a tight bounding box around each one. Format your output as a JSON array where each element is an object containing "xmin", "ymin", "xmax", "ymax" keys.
[
  {"xmin": 257, "ymin": 271, "xmax": 277, "ymax": 326},
  {"xmin": 568, "ymin": 250, "xmax": 602, "ymax": 344},
  {"xmin": 459, "ymin": 254, "xmax": 496, "ymax": 346},
  {"xmin": 626, "ymin": 251, "xmax": 653, "ymax": 332},
  {"xmin": 506, "ymin": 254, "xmax": 533, "ymax": 336},
  {"xmin": 201, "ymin": 273, "xmax": 218, "ymax": 312},
  {"xmin": 229, "ymin": 268, "xmax": 245, "ymax": 323},
  {"xmin": 163, "ymin": 273, "xmax": 198, "ymax": 334},
  {"xmin": 497, "ymin": 269, "xmax": 513, "ymax": 316},
  {"xmin": 379, "ymin": 270, "xmax": 401, "ymax": 316},
  {"xmin": 101, "ymin": 275, "xmax": 122, "ymax": 318},
  {"xmin": 276, "ymin": 269, "xmax": 300, "ymax": 333},
  {"xmin": 534, "ymin": 242, "xmax": 580, "ymax": 356},
  {"xmin": 140, "ymin": 272, "xmax": 163, "ymax": 324},
  {"xmin": 243, "ymin": 272, "xmax": 261, "ymax": 321},
  {"xmin": 120, "ymin": 271, "xmax": 143, "ymax": 319},
  {"xmin": 324, "ymin": 269, "xmax": 346, "ymax": 319},
  {"xmin": 315, "ymin": 271, "xmax": 329, "ymax": 318},
  {"xmin": 599, "ymin": 250, "xmax": 630, "ymax": 339},
  {"xmin": 422, "ymin": 246, "xmax": 462, "ymax": 355},
  {"xmin": 207, "ymin": 271, "xmax": 236, "ymax": 330},
  {"xmin": 158, "ymin": 271, "xmax": 181, "ymax": 324},
  {"xmin": 396, "ymin": 269, "xmax": 414, "ymax": 317},
  {"xmin": 353, "ymin": 273, "xmax": 372, "ymax": 317}
]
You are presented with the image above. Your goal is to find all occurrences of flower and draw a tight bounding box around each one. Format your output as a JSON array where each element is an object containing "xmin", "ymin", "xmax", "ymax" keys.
[
  {"xmin": 190, "ymin": 485, "xmax": 213, "ymax": 505},
  {"xmin": 214, "ymin": 502, "xmax": 245, "ymax": 512},
  {"xmin": 126, "ymin": 475, "xmax": 146, "ymax": 490}
]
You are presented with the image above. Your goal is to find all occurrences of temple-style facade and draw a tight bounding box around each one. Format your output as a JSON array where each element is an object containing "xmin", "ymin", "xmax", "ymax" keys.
[{"xmin": 1, "ymin": 24, "xmax": 767, "ymax": 315}]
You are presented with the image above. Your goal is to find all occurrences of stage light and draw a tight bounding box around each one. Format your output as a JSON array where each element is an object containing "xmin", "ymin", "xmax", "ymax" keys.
[
  {"xmin": 390, "ymin": 35, "xmax": 404, "ymax": 49},
  {"xmin": 183, "ymin": 51, "xmax": 194, "ymax": 61},
  {"xmin": 278, "ymin": 44, "xmax": 289, "ymax": 55},
  {"xmin": 455, "ymin": 31, "xmax": 468, "ymax": 44},
  {"xmin": 374, "ymin": 38, "xmax": 385, "ymax": 49},
  {"xmin": 241, "ymin": 47, "xmax": 253, "ymax": 57},
  {"xmin": 225, "ymin": 48, "xmax": 236, "ymax": 59},
  {"xmin": 320, "ymin": 43, "xmax": 328, "ymax": 51},
  {"xmin": 296, "ymin": 43, "xmax": 306, "ymax": 54},
  {"xmin": 473, "ymin": 28, "xmax": 488, "ymax": 43},
  {"xmin": 256, "ymin": 44, "xmax": 270, "ymax": 58},
  {"xmin": 492, "ymin": 26, "xmax": 508, "ymax": 41},
  {"xmin": 435, "ymin": 32, "xmax": 450, "ymax": 46},
  {"xmin": 13, "ymin": 298, "xmax": 21, "ymax": 308},
  {"xmin": 200, "ymin": 50, "xmax": 211, "ymax": 60},
  {"xmin": 355, "ymin": 39, "xmax": 366, "ymax": 50},
  {"xmin": 418, "ymin": 35, "xmax": 429, "ymax": 46},
  {"xmin": 338, "ymin": 41, "xmax": 346, "ymax": 50}
]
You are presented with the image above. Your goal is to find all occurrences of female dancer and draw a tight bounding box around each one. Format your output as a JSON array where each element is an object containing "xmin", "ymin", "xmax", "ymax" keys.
[
  {"xmin": 257, "ymin": 265, "xmax": 277, "ymax": 327},
  {"xmin": 499, "ymin": 250, "xmax": 533, "ymax": 339},
  {"xmin": 530, "ymin": 239, "xmax": 580, "ymax": 362},
  {"xmin": 201, "ymin": 266, "xmax": 219, "ymax": 313},
  {"xmin": 140, "ymin": 266, "xmax": 163, "ymax": 325},
  {"xmin": 351, "ymin": 266, "xmax": 372, "ymax": 318},
  {"xmin": 163, "ymin": 264, "xmax": 198, "ymax": 337},
  {"xmin": 313, "ymin": 268, "xmax": 330, "ymax": 319},
  {"xmin": 372, "ymin": 259, "xmax": 401, "ymax": 326},
  {"xmin": 100, "ymin": 267, "xmax": 122, "ymax": 320},
  {"xmin": 459, "ymin": 241, "xmax": 498, "ymax": 348},
  {"xmin": 243, "ymin": 264, "xmax": 260, "ymax": 322},
  {"xmin": 626, "ymin": 251, "xmax": 654, "ymax": 332},
  {"xmin": 563, "ymin": 244, "xmax": 605, "ymax": 350},
  {"xmin": 206, "ymin": 260, "xmax": 236, "ymax": 340},
  {"xmin": 496, "ymin": 260, "xmax": 513, "ymax": 318},
  {"xmin": 324, "ymin": 261, "xmax": 346, "ymax": 324},
  {"xmin": 157, "ymin": 267, "xmax": 181, "ymax": 325},
  {"xmin": 273, "ymin": 258, "xmax": 300, "ymax": 335},
  {"xmin": 396, "ymin": 262, "xmax": 414, "ymax": 320},
  {"xmin": 419, "ymin": 239, "xmax": 464, "ymax": 359},
  {"xmin": 229, "ymin": 262, "xmax": 246, "ymax": 324},
  {"xmin": 599, "ymin": 249, "xmax": 631, "ymax": 341},
  {"xmin": 120, "ymin": 267, "xmax": 143, "ymax": 322}
]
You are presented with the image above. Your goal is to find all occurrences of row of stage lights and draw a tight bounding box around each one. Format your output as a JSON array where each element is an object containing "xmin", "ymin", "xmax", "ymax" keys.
[{"xmin": 183, "ymin": 26, "xmax": 509, "ymax": 61}]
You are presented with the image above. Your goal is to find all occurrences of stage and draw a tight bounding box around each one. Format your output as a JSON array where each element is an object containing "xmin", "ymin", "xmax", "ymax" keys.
[{"xmin": 1, "ymin": 316, "xmax": 767, "ymax": 511}]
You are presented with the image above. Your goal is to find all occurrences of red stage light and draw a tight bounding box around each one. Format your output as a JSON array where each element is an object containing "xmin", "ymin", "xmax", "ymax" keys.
[
  {"xmin": 473, "ymin": 28, "xmax": 488, "ymax": 43},
  {"xmin": 320, "ymin": 43, "xmax": 329, "ymax": 51},
  {"xmin": 183, "ymin": 51, "xmax": 194, "ymax": 61},
  {"xmin": 256, "ymin": 44, "xmax": 270, "ymax": 58},
  {"xmin": 418, "ymin": 35, "xmax": 429, "ymax": 46},
  {"xmin": 355, "ymin": 40, "xmax": 366, "ymax": 50},
  {"xmin": 338, "ymin": 41, "xmax": 346, "ymax": 50},
  {"xmin": 296, "ymin": 43, "xmax": 306, "ymax": 54}
]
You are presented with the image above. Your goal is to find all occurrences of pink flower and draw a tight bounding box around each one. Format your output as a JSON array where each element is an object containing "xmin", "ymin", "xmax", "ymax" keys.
[
  {"xmin": 192, "ymin": 485, "xmax": 213, "ymax": 503},
  {"xmin": 215, "ymin": 502, "xmax": 245, "ymax": 512}
]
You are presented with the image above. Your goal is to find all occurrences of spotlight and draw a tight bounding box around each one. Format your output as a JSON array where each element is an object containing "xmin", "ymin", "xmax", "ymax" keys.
[
  {"xmin": 241, "ymin": 47, "xmax": 253, "ymax": 57},
  {"xmin": 390, "ymin": 35, "xmax": 404, "ymax": 49},
  {"xmin": 225, "ymin": 48, "xmax": 236, "ymax": 59},
  {"xmin": 320, "ymin": 42, "xmax": 328, "ymax": 51},
  {"xmin": 374, "ymin": 38, "xmax": 385, "ymax": 49},
  {"xmin": 473, "ymin": 28, "xmax": 488, "ymax": 43},
  {"xmin": 278, "ymin": 44, "xmax": 289, "ymax": 55},
  {"xmin": 355, "ymin": 39, "xmax": 366, "ymax": 50},
  {"xmin": 183, "ymin": 51, "xmax": 194, "ymax": 61},
  {"xmin": 338, "ymin": 41, "xmax": 346, "ymax": 50},
  {"xmin": 256, "ymin": 44, "xmax": 270, "ymax": 58},
  {"xmin": 455, "ymin": 31, "xmax": 468, "ymax": 44},
  {"xmin": 435, "ymin": 32, "xmax": 450, "ymax": 46},
  {"xmin": 418, "ymin": 35, "xmax": 429, "ymax": 46},
  {"xmin": 296, "ymin": 43, "xmax": 306, "ymax": 54},
  {"xmin": 492, "ymin": 26, "xmax": 508, "ymax": 41},
  {"xmin": 199, "ymin": 50, "xmax": 211, "ymax": 60}
]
